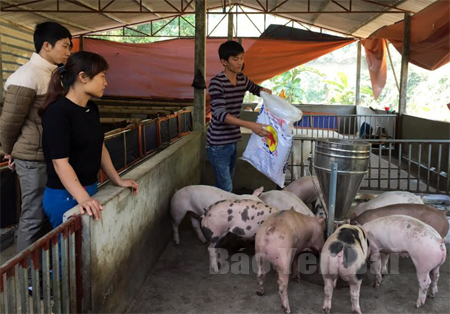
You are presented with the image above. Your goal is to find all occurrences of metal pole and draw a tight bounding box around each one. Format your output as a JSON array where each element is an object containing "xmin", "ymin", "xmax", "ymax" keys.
[
  {"xmin": 327, "ymin": 163, "xmax": 338, "ymax": 238},
  {"xmin": 355, "ymin": 41, "xmax": 361, "ymax": 106},
  {"xmin": 193, "ymin": 0, "xmax": 206, "ymax": 132}
]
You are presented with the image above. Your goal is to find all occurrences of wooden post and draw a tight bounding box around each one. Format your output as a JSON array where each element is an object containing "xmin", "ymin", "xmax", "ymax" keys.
[
  {"xmin": 79, "ymin": 35, "xmax": 84, "ymax": 51},
  {"xmin": 0, "ymin": 31, "xmax": 4, "ymax": 105},
  {"xmin": 355, "ymin": 41, "xmax": 361, "ymax": 106},
  {"xmin": 193, "ymin": 0, "xmax": 206, "ymax": 132},
  {"xmin": 398, "ymin": 13, "xmax": 411, "ymax": 116},
  {"xmin": 397, "ymin": 13, "xmax": 411, "ymax": 139},
  {"xmin": 228, "ymin": 12, "xmax": 233, "ymax": 40}
]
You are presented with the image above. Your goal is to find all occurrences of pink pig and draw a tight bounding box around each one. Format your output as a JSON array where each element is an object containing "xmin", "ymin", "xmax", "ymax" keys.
[
  {"xmin": 361, "ymin": 215, "xmax": 447, "ymax": 308},
  {"xmin": 255, "ymin": 209, "xmax": 326, "ymax": 314},
  {"xmin": 284, "ymin": 175, "xmax": 321, "ymax": 205},
  {"xmin": 351, "ymin": 191, "xmax": 423, "ymax": 218},
  {"xmin": 170, "ymin": 185, "xmax": 263, "ymax": 244}
]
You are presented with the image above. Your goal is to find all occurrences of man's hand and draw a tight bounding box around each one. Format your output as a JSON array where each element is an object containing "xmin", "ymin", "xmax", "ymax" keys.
[
  {"xmin": 261, "ymin": 88, "xmax": 272, "ymax": 95},
  {"xmin": 3, "ymin": 154, "xmax": 15, "ymax": 171},
  {"xmin": 249, "ymin": 122, "xmax": 269, "ymax": 137}
]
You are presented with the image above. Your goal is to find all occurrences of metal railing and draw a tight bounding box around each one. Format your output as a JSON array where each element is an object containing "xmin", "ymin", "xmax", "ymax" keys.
[
  {"xmin": 0, "ymin": 215, "xmax": 82, "ymax": 313},
  {"xmin": 289, "ymin": 138, "xmax": 450, "ymax": 194},
  {"xmin": 294, "ymin": 113, "xmax": 397, "ymax": 139}
]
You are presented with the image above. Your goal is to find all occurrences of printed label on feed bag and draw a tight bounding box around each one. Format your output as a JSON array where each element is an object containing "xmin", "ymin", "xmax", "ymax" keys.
[{"xmin": 242, "ymin": 104, "xmax": 294, "ymax": 188}]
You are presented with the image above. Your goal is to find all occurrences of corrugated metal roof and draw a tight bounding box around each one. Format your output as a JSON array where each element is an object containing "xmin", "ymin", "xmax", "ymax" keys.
[{"xmin": 0, "ymin": 0, "xmax": 443, "ymax": 38}]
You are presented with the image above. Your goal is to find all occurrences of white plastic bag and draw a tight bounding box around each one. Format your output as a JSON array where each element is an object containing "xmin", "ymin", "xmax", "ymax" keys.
[{"xmin": 241, "ymin": 92, "xmax": 303, "ymax": 187}]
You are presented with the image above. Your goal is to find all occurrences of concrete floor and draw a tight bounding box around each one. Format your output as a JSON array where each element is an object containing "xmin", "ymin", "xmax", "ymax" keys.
[{"xmin": 125, "ymin": 224, "xmax": 450, "ymax": 314}]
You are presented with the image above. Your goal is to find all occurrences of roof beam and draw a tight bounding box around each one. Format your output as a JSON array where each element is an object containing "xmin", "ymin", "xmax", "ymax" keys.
[
  {"xmin": 67, "ymin": 0, "xmax": 129, "ymax": 26},
  {"xmin": 311, "ymin": 0, "xmax": 331, "ymax": 23},
  {"xmin": 269, "ymin": 0, "xmax": 291, "ymax": 13},
  {"xmin": 360, "ymin": 0, "xmax": 412, "ymax": 13},
  {"xmin": 348, "ymin": 0, "xmax": 411, "ymax": 35},
  {"xmin": 239, "ymin": 3, "xmax": 358, "ymax": 38},
  {"xmin": 0, "ymin": 0, "xmax": 95, "ymax": 32}
]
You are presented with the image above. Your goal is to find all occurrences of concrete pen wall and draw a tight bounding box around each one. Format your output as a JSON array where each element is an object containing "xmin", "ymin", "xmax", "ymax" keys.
[{"xmin": 64, "ymin": 131, "xmax": 203, "ymax": 313}]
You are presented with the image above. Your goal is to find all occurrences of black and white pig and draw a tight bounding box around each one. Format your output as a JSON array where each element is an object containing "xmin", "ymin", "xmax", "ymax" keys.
[
  {"xmin": 201, "ymin": 198, "xmax": 314, "ymax": 273},
  {"xmin": 320, "ymin": 225, "xmax": 370, "ymax": 314}
]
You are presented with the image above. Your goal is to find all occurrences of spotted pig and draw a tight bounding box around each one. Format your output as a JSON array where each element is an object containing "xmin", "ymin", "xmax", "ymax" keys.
[
  {"xmin": 362, "ymin": 215, "xmax": 447, "ymax": 308},
  {"xmin": 170, "ymin": 185, "xmax": 263, "ymax": 245},
  {"xmin": 320, "ymin": 225, "xmax": 369, "ymax": 314},
  {"xmin": 201, "ymin": 199, "xmax": 283, "ymax": 273},
  {"xmin": 255, "ymin": 209, "xmax": 326, "ymax": 314}
]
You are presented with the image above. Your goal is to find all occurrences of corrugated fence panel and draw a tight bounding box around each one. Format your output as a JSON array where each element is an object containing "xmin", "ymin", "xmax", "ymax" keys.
[{"xmin": 1, "ymin": 20, "xmax": 34, "ymax": 86}]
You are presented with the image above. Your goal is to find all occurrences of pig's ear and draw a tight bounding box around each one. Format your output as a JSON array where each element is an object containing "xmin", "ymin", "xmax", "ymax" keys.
[{"xmin": 253, "ymin": 186, "xmax": 264, "ymax": 196}]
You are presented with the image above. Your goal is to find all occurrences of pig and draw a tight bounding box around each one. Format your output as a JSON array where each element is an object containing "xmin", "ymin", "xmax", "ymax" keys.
[
  {"xmin": 351, "ymin": 204, "xmax": 449, "ymax": 274},
  {"xmin": 259, "ymin": 190, "xmax": 315, "ymax": 217},
  {"xmin": 351, "ymin": 191, "xmax": 423, "ymax": 218},
  {"xmin": 255, "ymin": 209, "xmax": 326, "ymax": 314},
  {"xmin": 361, "ymin": 215, "xmax": 447, "ymax": 308},
  {"xmin": 201, "ymin": 199, "xmax": 287, "ymax": 273},
  {"xmin": 170, "ymin": 185, "xmax": 264, "ymax": 245},
  {"xmin": 351, "ymin": 204, "xmax": 449, "ymax": 238},
  {"xmin": 320, "ymin": 225, "xmax": 369, "ymax": 314},
  {"xmin": 284, "ymin": 175, "xmax": 321, "ymax": 205}
]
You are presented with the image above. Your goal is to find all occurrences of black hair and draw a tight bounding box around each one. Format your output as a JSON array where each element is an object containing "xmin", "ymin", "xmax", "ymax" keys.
[
  {"xmin": 34, "ymin": 22, "xmax": 72, "ymax": 53},
  {"xmin": 218, "ymin": 40, "xmax": 244, "ymax": 61},
  {"xmin": 41, "ymin": 51, "xmax": 109, "ymax": 115}
]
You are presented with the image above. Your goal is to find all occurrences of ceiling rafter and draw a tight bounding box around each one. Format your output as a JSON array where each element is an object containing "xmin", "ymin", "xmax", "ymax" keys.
[
  {"xmin": 237, "ymin": 4, "xmax": 262, "ymax": 34},
  {"xmin": 67, "ymin": 0, "xmax": 130, "ymax": 27},
  {"xmin": 0, "ymin": 0, "xmax": 95, "ymax": 31},
  {"xmin": 347, "ymin": 0, "xmax": 411, "ymax": 35},
  {"xmin": 238, "ymin": 3, "xmax": 358, "ymax": 38},
  {"xmin": 331, "ymin": 0, "xmax": 350, "ymax": 12},
  {"xmin": 360, "ymin": 0, "xmax": 411, "ymax": 12},
  {"xmin": 311, "ymin": 0, "xmax": 332, "ymax": 23},
  {"xmin": 100, "ymin": 0, "xmax": 116, "ymax": 11},
  {"xmin": 269, "ymin": 0, "xmax": 290, "ymax": 13},
  {"xmin": 0, "ymin": 0, "xmax": 413, "ymax": 14}
]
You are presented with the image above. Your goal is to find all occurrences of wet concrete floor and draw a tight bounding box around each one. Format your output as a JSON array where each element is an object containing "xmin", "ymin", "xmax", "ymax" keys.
[{"xmin": 126, "ymin": 223, "xmax": 450, "ymax": 314}]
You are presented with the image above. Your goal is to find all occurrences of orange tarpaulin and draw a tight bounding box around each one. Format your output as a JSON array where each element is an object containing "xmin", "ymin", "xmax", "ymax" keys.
[
  {"xmin": 72, "ymin": 37, "xmax": 353, "ymax": 99},
  {"xmin": 245, "ymin": 38, "xmax": 353, "ymax": 84},
  {"xmin": 361, "ymin": 38, "xmax": 387, "ymax": 100},
  {"xmin": 362, "ymin": 0, "xmax": 450, "ymax": 99}
]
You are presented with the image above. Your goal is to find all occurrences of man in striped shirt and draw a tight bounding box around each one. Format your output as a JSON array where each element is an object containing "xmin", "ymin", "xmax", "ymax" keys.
[{"xmin": 207, "ymin": 40, "xmax": 271, "ymax": 192}]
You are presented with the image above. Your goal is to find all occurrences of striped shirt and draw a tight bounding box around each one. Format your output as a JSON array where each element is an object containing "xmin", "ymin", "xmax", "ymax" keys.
[{"xmin": 207, "ymin": 72, "xmax": 261, "ymax": 145}]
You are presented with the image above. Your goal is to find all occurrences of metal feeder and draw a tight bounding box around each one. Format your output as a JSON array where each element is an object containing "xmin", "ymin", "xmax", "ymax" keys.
[{"xmin": 313, "ymin": 139, "xmax": 371, "ymax": 237}]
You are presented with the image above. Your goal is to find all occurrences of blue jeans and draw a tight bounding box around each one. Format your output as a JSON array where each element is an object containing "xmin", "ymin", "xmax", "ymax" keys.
[
  {"xmin": 206, "ymin": 143, "xmax": 237, "ymax": 192},
  {"xmin": 43, "ymin": 183, "xmax": 98, "ymax": 228}
]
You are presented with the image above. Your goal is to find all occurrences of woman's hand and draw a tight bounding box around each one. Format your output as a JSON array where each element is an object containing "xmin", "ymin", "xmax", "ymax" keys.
[
  {"xmin": 249, "ymin": 122, "xmax": 269, "ymax": 137},
  {"xmin": 116, "ymin": 179, "xmax": 139, "ymax": 195},
  {"xmin": 78, "ymin": 198, "xmax": 103, "ymax": 220}
]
